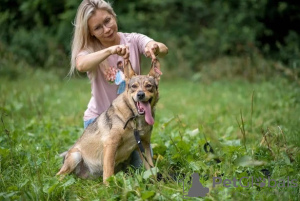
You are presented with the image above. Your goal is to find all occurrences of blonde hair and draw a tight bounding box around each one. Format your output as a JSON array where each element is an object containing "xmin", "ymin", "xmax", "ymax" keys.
[{"xmin": 69, "ymin": 0, "xmax": 116, "ymax": 77}]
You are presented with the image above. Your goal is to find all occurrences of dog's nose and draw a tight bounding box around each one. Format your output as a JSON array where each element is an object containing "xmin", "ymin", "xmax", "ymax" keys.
[{"xmin": 137, "ymin": 91, "xmax": 145, "ymax": 100}]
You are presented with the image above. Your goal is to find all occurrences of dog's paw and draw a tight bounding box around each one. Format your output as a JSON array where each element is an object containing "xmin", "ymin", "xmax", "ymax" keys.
[
  {"xmin": 56, "ymin": 174, "xmax": 66, "ymax": 181},
  {"xmin": 103, "ymin": 176, "xmax": 115, "ymax": 187}
]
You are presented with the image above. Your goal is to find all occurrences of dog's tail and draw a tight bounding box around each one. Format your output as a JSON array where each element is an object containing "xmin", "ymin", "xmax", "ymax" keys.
[
  {"xmin": 59, "ymin": 151, "xmax": 68, "ymax": 164},
  {"xmin": 59, "ymin": 151, "xmax": 68, "ymax": 158},
  {"xmin": 56, "ymin": 148, "xmax": 82, "ymax": 176}
]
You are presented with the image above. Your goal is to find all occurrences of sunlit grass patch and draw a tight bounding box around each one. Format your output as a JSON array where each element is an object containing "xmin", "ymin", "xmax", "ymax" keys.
[{"xmin": 0, "ymin": 68, "xmax": 299, "ymax": 200}]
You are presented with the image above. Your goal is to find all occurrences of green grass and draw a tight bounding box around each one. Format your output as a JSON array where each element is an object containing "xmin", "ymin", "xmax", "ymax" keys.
[{"xmin": 0, "ymin": 67, "xmax": 299, "ymax": 200}]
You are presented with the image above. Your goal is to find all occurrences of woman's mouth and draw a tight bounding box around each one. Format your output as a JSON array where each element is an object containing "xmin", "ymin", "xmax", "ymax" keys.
[{"xmin": 106, "ymin": 32, "xmax": 114, "ymax": 38}]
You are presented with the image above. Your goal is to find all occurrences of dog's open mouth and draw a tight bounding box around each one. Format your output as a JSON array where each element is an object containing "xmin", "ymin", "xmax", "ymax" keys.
[{"xmin": 136, "ymin": 99, "xmax": 154, "ymax": 125}]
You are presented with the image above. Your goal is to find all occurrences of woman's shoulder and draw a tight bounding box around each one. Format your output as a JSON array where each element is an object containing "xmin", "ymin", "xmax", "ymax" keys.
[{"xmin": 119, "ymin": 32, "xmax": 153, "ymax": 52}]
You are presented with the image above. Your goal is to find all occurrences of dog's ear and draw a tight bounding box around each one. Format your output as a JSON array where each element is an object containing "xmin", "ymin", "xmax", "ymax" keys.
[
  {"xmin": 148, "ymin": 59, "xmax": 162, "ymax": 84},
  {"xmin": 124, "ymin": 60, "xmax": 136, "ymax": 79}
]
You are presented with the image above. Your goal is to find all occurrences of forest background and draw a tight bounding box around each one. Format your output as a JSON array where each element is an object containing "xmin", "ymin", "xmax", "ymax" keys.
[{"xmin": 1, "ymin": 0, "xmax": 299, "ymax": 80}]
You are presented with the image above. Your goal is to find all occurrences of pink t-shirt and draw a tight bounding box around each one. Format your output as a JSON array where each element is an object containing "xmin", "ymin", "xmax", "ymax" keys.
[{"xmin": 80, "ymin": 32, "xmax": 153, "ymax": 121}]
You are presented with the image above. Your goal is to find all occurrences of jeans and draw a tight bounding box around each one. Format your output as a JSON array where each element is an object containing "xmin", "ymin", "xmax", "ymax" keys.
[{"xmin": 84, "ymin": 117, "xmax": 153, "ymax": 168}]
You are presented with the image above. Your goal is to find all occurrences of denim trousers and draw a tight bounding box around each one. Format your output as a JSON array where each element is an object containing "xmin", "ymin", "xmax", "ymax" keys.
[{"xmin": 84, "ymin": 117, "xmax": 153, "ymax": 168}]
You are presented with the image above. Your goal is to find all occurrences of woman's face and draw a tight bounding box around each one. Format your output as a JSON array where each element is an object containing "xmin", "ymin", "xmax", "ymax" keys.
[{"xmin": 88, "ymin": 9, "xmax": 119, "ymax": 47}]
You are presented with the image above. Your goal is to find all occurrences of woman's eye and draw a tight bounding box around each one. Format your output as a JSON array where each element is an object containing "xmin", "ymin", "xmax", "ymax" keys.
[{"xmin": 104, "ymin": 17, "xmax": 111, "ymax": 24}]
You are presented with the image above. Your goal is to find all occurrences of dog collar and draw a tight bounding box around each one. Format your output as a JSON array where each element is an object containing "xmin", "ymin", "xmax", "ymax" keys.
[{"xmin": 123, "ymin": 115, "xmax": 137, "ymax": 130}]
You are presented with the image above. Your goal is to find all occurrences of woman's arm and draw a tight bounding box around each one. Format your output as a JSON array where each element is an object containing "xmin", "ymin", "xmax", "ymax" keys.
[{"xmin": 76, "ymin": 45, "xmax": 129, "ymax": 72}]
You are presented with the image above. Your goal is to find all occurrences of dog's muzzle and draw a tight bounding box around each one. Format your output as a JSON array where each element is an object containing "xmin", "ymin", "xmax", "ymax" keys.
[{"xmin": 134, "ymin": 92, "xmax": 154, "ymax": 125}]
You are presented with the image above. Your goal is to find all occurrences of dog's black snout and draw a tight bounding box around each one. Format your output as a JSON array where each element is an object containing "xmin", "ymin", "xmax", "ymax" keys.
[{"xmin": 137, "ymin": 91, "xmax": 145, "ymax": 100}]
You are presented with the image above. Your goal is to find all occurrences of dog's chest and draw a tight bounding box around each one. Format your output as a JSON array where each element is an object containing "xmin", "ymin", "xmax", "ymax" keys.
[
  {"xmin": 115, "ymin": 119, "xmax": 152, "ymax": 162},
  {"xmin": 119, "ymin": 125, "xmax": 151, "ymax": 148},
  {"xmin": 136, "ymin": 117, "xmax": 152, "ymax": 136},
  {"xmin": 115, "ymin": 130, "xmax": 136, "ymax": 162}
]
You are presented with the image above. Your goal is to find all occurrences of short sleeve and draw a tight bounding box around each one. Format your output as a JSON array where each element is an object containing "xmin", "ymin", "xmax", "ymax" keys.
[
  {"xmin": 123, "ymin": 33, "xmax": 153, "ymax": 56},
  {"xmin": 135, "ymin": 33, "xmax": 153, "ymax": 55},
  {"xmin": 76, "ymin": 50, "xmax": 89, "ymax": 59}
]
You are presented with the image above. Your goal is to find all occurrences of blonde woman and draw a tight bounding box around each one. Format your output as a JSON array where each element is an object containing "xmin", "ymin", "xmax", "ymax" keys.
[{"xmin": 69, "ymin": 0, "xmax": 168, "ymax": 168}]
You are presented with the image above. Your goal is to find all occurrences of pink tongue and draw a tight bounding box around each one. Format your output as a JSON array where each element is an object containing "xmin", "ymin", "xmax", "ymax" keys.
[{"xmin": 139, "ymin": 101, "xmax": 154, "ymax": 125}]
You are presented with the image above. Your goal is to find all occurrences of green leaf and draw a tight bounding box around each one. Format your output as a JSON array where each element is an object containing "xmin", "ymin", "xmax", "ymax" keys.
[
  {"xmin": 189, "ymin": 161, "xmax": 207, "ymax": 172},
  {"xmin": 19, "ymin": 179, "xmax": 29, "ymax": 189},
  {"xmin": 43, "ymin": 180, "xmax": 59, "ymax": 194},
  {"xmin": 0, "ymin": 147, "xmax": 10, "ymax": 158},
  {"xmin": 161, "ymin": 117, "xmax": 176, "ymax": 128},
  {"xmin": 143, "ymin": 167, "xmax": 159, "ymax": 180},
  {"xmin": 177, "ymin": 141, "xmax": 189, "ymax": 152},
  {"xmin": 186, "ymin": 128, "xmax": 199, "ymax": 137},
  {"xmin": 141, "ymin": 191, "xmax": 155, "ymax": 200},
  {"xmin": 62, "ymin": 177, "xmax": 76, "ymax": 187},
  {"xmin": 222, "ymin": 139, "xmax": 241, "ymax": 146},
  {"xmin": 235, "ymin": 156, "xmax": 266, "ymax": 167},
  {"xmin": 281, "ymin": 152, "xmax": 291, "ymax": 165},
  {"xmin": 152, "ymin": 143, "xmax": 167, "ymax": 155}
]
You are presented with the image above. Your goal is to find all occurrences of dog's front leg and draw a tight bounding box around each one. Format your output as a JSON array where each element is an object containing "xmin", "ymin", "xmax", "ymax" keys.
[
  {"xmin": 103, "ymin": 143, "xmax": 118, "ymax": 184},
  {"xmin": 144, "ymin": 142, "xmax": 154, "ymax": 168}
]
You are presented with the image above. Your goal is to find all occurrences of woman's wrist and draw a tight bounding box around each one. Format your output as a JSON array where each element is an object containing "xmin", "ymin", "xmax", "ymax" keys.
[{"xmin": 107, "ymin": 46, "xmax": 114, "ymax": 56}]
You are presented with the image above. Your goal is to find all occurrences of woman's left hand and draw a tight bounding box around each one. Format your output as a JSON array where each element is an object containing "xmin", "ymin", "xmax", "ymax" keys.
[
  {"xmin": 145, "ymin": 42, "xmax": 160, "ymax": 61},
  {"xmin": 145, "ymin": 41, "xmax": 168, "ymax": 61}
]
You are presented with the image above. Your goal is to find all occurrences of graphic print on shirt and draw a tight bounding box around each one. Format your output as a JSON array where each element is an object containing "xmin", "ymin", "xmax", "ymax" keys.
[{"xmin": 115, "ymin": 61, "xmax": 126, "ymax": 94}]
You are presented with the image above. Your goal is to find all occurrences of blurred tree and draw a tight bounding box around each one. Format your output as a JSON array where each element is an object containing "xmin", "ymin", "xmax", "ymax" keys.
[
  {"xmin": 0, "ymin": 0, "xmax": 299, "ymax": 74},
  {"xmin": 257, "ymin": 0, "xmax": 300, "ymax": 67}
]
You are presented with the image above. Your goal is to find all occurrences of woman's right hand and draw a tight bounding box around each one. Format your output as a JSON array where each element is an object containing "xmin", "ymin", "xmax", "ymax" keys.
[{"xmin": 110, "ymin": 45, "xmax": 130, "ymax": 61}]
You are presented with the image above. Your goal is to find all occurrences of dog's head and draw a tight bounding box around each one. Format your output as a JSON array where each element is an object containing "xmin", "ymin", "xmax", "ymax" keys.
[{"xmin": 123, "ymin": 60, "xmax": 161, "ymax": 125}]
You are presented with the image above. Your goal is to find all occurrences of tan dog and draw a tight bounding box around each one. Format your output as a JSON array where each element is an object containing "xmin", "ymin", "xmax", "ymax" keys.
[{"xmin": 56, "ymin": 60, "xmax": 161, "ymax": 183}]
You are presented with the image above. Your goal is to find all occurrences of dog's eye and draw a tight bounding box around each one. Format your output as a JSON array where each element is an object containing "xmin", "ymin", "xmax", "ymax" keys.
[
  {"xmin": 145, "ymin": 84, "xmax": 152, "ymax": 88},
  {"xmin": 131, "ymin": 84, "xmax": 138, "ymax": 89}
]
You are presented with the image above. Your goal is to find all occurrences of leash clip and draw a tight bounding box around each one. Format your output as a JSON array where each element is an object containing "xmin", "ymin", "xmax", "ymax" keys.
[{"xmin": 134, "ymin": 129, "xmax": 145, "ymax": 153}]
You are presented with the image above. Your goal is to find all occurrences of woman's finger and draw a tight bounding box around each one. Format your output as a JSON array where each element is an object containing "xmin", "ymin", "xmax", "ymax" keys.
[
  {"xmin": 151, "ymin": 44, "xmax": 159, "ymax": 55},
  {"xmin": 118, "ymin": 45, "xmax": 122, "ymax": 54},
  {"xmin": 147, "ymin": 47, "xmax": 156, "ymax": 60},
  {"xmin": 121, "ymin": 47, "xmax": 126, "ymax": 55},
  {"xmin": 124, "ymin": 51, "xmax": 130, "ymax": 59}
]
